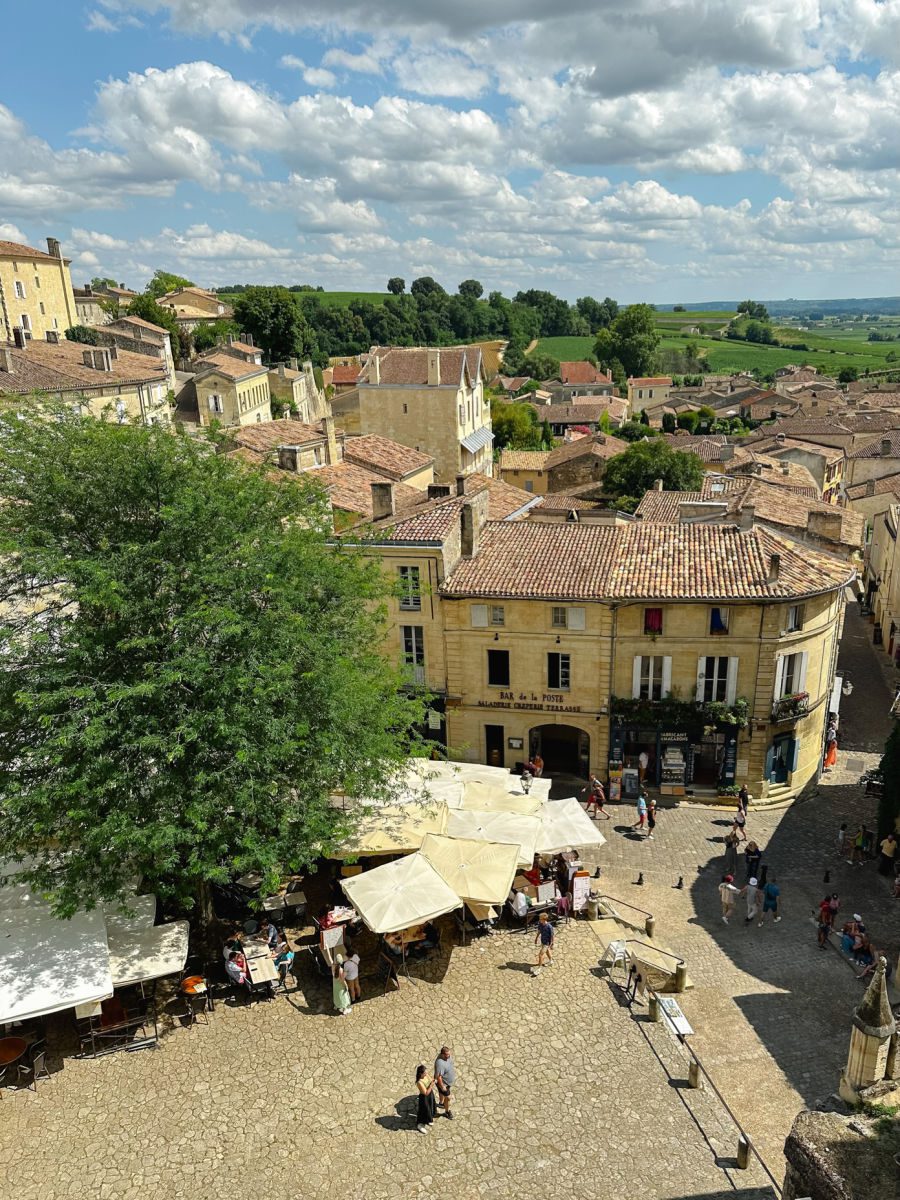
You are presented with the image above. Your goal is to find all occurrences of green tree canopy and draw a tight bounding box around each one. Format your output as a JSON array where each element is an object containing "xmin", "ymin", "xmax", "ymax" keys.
[
  {"xmin": 458, "ymin": 279, "xmax": 484, "ymax": 300},
  {"xmin": 126, "ymin": 294, "xmax": 183, "ymax": 359},
  {"xmin": 736, "ymin": 300, "xmax": 769, "ymax": 320},
  {"xmin": 603, "ymin": 438, "xmax": 705, "ymax": 498},
  {"xmin": 0, "ymin": 409, "xmax": 424, "ymax": 920},
  {"xmin": 90, "ymin": 277, "xmax": 119, "ymax": 291},
  {"xmin": 64, "ymin": 325, "xmax": 100, "ymax": 346},
  {"xmin": 491, "ymin": 399, "xmax": 543, "ymax": 450},
  {"xmin": 593, "ymin": 303, "xmax": 660, "ymax": 379},
  {"xmin": 145, "ymin": 270, "xmax": 195, "ymax": 300},
  {"xmin": 522, "ymin": 352, "xmax": 561, "ymax": 381},
  {"xmin": 233, "ymin": 286, "xmax": 315, "ymax": 364},
  {"xmin": 839, "ymin": 367, "xmax": 859, "ymax": 383},
  {"xmin": 386, "ymin": 277, "xmax": 405, "ymax": 295},
  {"xmin": 192, "ymin": 318, "xmax": 242, "ymax": 355}
]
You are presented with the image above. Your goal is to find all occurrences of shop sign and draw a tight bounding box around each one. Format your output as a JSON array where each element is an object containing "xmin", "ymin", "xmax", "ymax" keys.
[
  {"xmin": 660, "ymin": 731, "xmax": 690, "ymax": 743},
  {"xmin": 476, "ymin": 691, "xmax": 583, "ymax": 714}
]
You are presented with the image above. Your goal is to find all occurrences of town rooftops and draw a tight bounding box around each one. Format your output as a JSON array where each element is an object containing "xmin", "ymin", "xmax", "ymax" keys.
[
  {"xmin": 223, "ymin": 341, "xmax": 260, "ymax": 358},
  {"xmin": 528, "ymin": 403, "xmax": 615, "ymax": 425},
  {"xmin": 108, "ymin": 315, "xmax": 169, "ymax": 340},
  {"xmin": 342, "ymin": 434, "xmax": 434, "ymax": 480},
  {"xmin": 748, "ymin": 434, "xmax": 845, "ymax": 463},
  {"xmin": 364, "ymin": 345, "xmax": 482, "ymax": 387},
  {"xmin": 499, "ymin": 450, "xmax": 550, "ymax": 472},
  {"xmin": 848, "ymin": 433, "xmax": 900, "ymax": 459},
  {"xmin": 160, "ymin": 286, "xmax": 219, "ymax": 302},
  {"xmin": 725, "ymin": 454, "xmax": 820, "ymax": 496},
  {"xmin": 628, "ymin": 376, "xmax": 672, "ymax": 387},
  {"xmin": 0, "ymin": 336, "xmax": 167, "ymax": 394},
  {"xmin": 845, "ymin": 472, "xmax": 900, "ymax": 501},
  {"xmin": 232, "ymin": 420, "xmax": 329, "ymax": 453},
  {"xmin": 545, "ymin": 433, "xmax": 627, "ymax": 469},
  {"xmin": 331, "ymin": 364, "xmax": 362, "ymax": 386},
  {"xmin": 195, "ymin": 352, "xmax": 267, "ymax": 382},
  {"xmin": 440, "ymin": 521, "xmax": 852, "ymax": 601},
  {"xmin": 559, "ymin": 362, "xmax": 612, "ymax": 386},
  {"xmin": 0, "ymin": 238, "xmax": 68, "ymax": 263},
  {"xmin": 370, "ymin": 475, "xmax": 537, "ymax": 540},
  {"xmin": 315, "ymin": 462, "xmax": 423, "ymax": 521}
]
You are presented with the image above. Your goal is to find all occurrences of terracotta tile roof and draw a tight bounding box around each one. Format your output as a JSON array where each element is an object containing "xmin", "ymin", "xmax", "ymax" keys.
[
  {"xmin": 0, "ymin": 239, "xmax": 59, "ymax": 262},
  {"xmin": 846, "ymin": 391, "xmax": 900, "ymax": 410},
  {"xmin": 440, "ymin": 522, "xmax": 853, "ymax": 601},
  {"xmin": 724, "ymin": 454, "xmax": 820, "ymax": 495},
  {"xmin": 499, "ymin": 450, "xmax": 550, "ymax": 472},
  {"xmin": 736, "ymin": 433, "xmax": 845, "ymax": 464},
  {"xmin": 372, "ymin": 475, "xmax": 535, "ymax": 540},
  {"xmin": 160, "ymin": 286, "xmax": 218, "ymax": 302},
  {"xmin": 109, "ymin": 315, "xmax": 168, "ymax": 339},
  {"xmin": 528, "ymin": 403, "xmax": 612, "ymax": 424},
  {"xmin": 848, "ymin": 432, "xmax": 900, "ymax": 459},
  {"xmin": 545, "ymin": 434, "xmax": 628, "ymax": 469},
  {"xmin": 365, "ymin": 345, "xmax": 482, "ymax": 387},
  {"xmin": 628, "ymin": 376, "xmax": 672, "ymax": 386},
  {"xmin": 195, "ymin": 353, "xmax": 267, "ymax": 383},
  {"xmin": 224, "ymin": 341, "xmax": 260, "ymax": 358},
  {"xmin": 343, "ymin": 434, "xmax": 434, "ymax": 480},
  {"xmin": 534, "ymin": 493, "xmax": 598, "ymax": 511},
  {"xmin": 233, "ymin": 421, "xmax": 327, "ymax": 452},
  {"xmin": 662, "ymin": 434, "xmax": 749, "ymax": 465},
  {"xmin": 559, "ymin": 362, "xmax": 611, "ymax": 385},
  {"xmin": 477, "ymin": 475, "xmax": 540, "ymax": 520},
  {"xmin": 0, "ymin": 337, "xmax": 167, "ymax": 394},
  {"xmin": 332, "ymin": 364, "xmax": 362, "ymax": 385},
  {"xmin": 314, "ymin": 462, "xmax": 423, "ymax": 520},
  {"xmin": 634, "ymin": 490, "xmax": 706, "ymax": 521},
  {"xmin": 845, "ymin": 472, "xmax": 900, "ymax": 501},
  {"xmin": 497, "ymin": 375, "xmax": 531, "ymax": 393}
]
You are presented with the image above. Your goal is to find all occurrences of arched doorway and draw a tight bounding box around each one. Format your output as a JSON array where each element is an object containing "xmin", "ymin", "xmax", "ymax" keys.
[{"xmin": 529, "ymin": 724, "xmax": 590, "ymax": 777}]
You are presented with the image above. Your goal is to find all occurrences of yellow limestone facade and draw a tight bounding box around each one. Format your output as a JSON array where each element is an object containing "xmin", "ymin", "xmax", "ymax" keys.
[{"xmin": 0, "ymin": 238, "xmax": 77, "ymax": 342}]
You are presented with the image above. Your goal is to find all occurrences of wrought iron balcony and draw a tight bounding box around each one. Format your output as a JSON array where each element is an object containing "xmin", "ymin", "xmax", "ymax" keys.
[{"xmin": 772, "ymin": 692, "xmax": 809, "ymax": 724}]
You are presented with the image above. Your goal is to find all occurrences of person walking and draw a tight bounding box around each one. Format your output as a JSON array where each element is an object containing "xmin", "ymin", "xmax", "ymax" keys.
[
  {"xmin": 848, "ymin": 825, "xmax": 866, "ymax": 866},
  {"xmin": 835, "ymin": 822, "xmax": 848, "ymax": 859},
  {"xmin": 737, "ymin": 784, "xmax": 750, "ymax": 815},
  {"xmin": 723, "ymin": 830, "xmax": 739, "ymax": 877},
  {"xmin": 732, "ymin": 805, "xmax": 748, "ymax": 843},
  {"xmin": 533, "ymin": 753, "xmax": 544, "ymax": 778},
  {"xmin": 823, "ymin": 725, "xmax": 838, "ymax": 771},
  {"xmin": 744, "ymin": 841, "xmax": 762, "ymax": 882},
  {"xmin": 646, "ymin": 794, "xmax": 657, "ymax": 840},
  {"xmin": 582, "ymin": 775, "xmax": 609, "ymax": 820},
  {"xmin": 415, "ymin": 1064, "xmax": 436, "ymax": 1133},
  {"xmin": 758, "ymin": 874, "xmax": 781, "ymax": 926},
  {"xmin": 740, "ymin": 877, "xmax": 761, "ymax": 924},
  {"xmin": 878, "ymin": 832, "xmax": 898, "ymax": 876},
  {"xmin": 332, "ymin": 954, "xmax": 352, "ymax": 1016},
  {"xmin": 434, "ymin": 1046, "xmax": 457, "ymax": 1119},
  {"xmin": 535, "ymin": 912, "xmax": 555, "ymax": 966},
  {"xmin": 638, "ymin": 749, "xmax": 649, "ymax": 783},
  {"xmin": 719, "ymin": 874, "xmax": 740, "ymax": 923},
  {"xmin": 633, "ymin": 792, "xmax": 648, "ymax": 836},
  {"xmin": 818, "ymin": 893, "xmax": 839, "ymax": 948}
]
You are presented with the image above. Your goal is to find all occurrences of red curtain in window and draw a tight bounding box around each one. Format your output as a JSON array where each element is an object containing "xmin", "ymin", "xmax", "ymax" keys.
[{"xmin": 644, "ymin": 608, "xmax": 663, "ymax": 634}]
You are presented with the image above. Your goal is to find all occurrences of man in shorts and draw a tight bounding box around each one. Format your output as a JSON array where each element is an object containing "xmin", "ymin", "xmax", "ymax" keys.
[
  {"xmin": 434, "ymin": 1045, "xmax": 456, "ymax": 1119},
  {"xmin": 535, "ymin": 912, "xmax": 554, "ymax": 966},
  {"xmin": 758, "ymin": 874, "xmax": 781, "ymax": 926}
]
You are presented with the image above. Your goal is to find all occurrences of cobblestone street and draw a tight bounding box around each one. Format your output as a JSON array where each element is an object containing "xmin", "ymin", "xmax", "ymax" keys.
[{"xmin": 1, "ymin": 606, "xmax": 897, "ymax": 1200}]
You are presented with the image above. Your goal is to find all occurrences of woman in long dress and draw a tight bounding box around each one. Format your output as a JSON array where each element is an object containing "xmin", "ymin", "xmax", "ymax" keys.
[
  {"xmin": 332, "ymin": 954, "xmax": 352, "ymax": 1016},
  {"xmin": 415, "ymin": 1064, "xmax": 436, "ymax": 1133}
]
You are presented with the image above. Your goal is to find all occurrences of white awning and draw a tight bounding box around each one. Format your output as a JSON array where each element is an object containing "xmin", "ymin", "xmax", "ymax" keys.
[
  {"xmin": 340, "ymin": 853, "xmax": 462, "ymax": 934},
  {"xmin": 536, "ymin": 797, "xmax": 608, "ymax": 854},
  {"xmin": 461, "ymin": 780, "xmax": 542, "ymax": 815},
  {"xmin": 107, "ymin": 920, "xmax": 190, "ymax": 988},
  {"xmin": 0, "ymin": 900, "xmax": 113, "ymax": 1025},
  {"xmin": 446, "ymin": 808, "xmax": 539, "ymax": 866},
  {"xmin": 419, "ymin": 835, "xmax": 520, "ymax": 906},
  {"xmin": 461, "ymin": 426, "xmax": 494, "ymax": 454},
  {"xmin": 337, "ymin": 801, "xmax": 449, "ymax": 856}
]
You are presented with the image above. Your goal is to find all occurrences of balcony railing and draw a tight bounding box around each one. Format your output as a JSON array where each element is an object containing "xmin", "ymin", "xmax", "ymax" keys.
[{"xmin": 772, "ymin": 691, "xmax": 809, "ymax": 724}]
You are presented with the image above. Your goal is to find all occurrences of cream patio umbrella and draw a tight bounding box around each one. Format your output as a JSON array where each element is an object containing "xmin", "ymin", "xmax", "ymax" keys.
[
  {"xmin": 460, "ymin": 780, "xmax": 542, "ymax": 816},
  {"xmin": 340, "ymin": 853, "xmax": 462, "ymax": 934},
  {"xmin": 418, "ymin": 834, "xmax": 521, "ymax": 907},
  {"xmin": 446, "ymin": 808, "xmax": 540, "ymax": 867},
  {"xmin": 535, "ymin": 797, "xmax": 608, "ymax": 855},
  {"xmin": 337, "ymin": 801, "xmax": 449, "ymax": 857}
]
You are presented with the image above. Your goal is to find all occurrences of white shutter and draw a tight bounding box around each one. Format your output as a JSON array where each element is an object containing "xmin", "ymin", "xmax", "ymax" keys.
[
  {"xmin": 798, "ymin": 651, "xmax": 808, "ymax": 694},
  {"xmin": 632, "ymin": 656, "xmax": 642, "ymax": 699},
  {"xmin": 471, "ymin": 604, "xmax": 488, "ymax": 628},
  {"xmin": 696, "ymin": 656, "xmax": 706, "ymax": 703},
  {"xmin": 207, "ymin": 396, "xmax": 217, "ymax": 411},
  {"xmin": 662, "ymin": 656, "xmax": 672, "ymax": 697},
  {"xmin": 567, "ymin": 607, "xmax": 585, "ymax": 630},
  {"xmin": 773, "ymin": 654, "xmax": 785, "ymax": 700},
  {"xmin": 726, "ymin": 657, "xmax": 739, "ymax": 706}
]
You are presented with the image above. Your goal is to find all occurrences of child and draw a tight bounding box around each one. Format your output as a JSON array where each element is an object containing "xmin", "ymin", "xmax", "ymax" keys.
[{"xmin": 535, "ymin": 912, "xmax": 554, "ymax": 967}]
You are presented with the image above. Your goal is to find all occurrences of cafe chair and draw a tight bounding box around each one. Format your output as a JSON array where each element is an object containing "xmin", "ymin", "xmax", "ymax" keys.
[{"xmin": 18, "ymin": 1045, "xmax": 51, "ymax": 1091}]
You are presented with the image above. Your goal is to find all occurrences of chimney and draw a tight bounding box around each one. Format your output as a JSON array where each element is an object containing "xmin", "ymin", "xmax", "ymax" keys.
[
  {"xmin": 290, "ymin": 358, "xmax": 300, "ymax": 372},
  {"xmin": 45, "ymin": 330, "xmax": 59, "ymax": 344},
  {"xmin": 781, "ymin": 461, "xmax": 790, "ymax": 475},
  {"xmin": 13, "ymin": 328, "xmax": 27, "ymax": 350},
  {"xmin": 848, "ymin": 395, "xmax": 857, "ymax": 407},
  {"xmin": 753, "ymin": 462, "xmax": 763, "ymax": 476},
  {"xmin": 882, "ymin": 438, "xmax": 893, "ymax": 456},
  {"xmin": 719, "ymin": 444, "xmax": 735, "ymax": 461},
  {"xmin": 371, "ymin": 481, "xmax": 395, "ymax": 521},
  {"xmin": 84, "ymin": 283, "xmax": 93, "ymax": 295},
  {"xmin": 83, "ymin": 349, "xmax": 94, "ymax": 367},
  {"xmin": 653, "ymin": 478, "xmax": 664, "ymax": 492},
  {"xmin": 593, "ymin": 433, "xmax": 606, "ymax": 445},
  {"xmin": 278, "ymin": 363, "xmax": 286, "ymax": 378},
  {"xmin": 867, "ymin": 479, "xmax": 876, "ymax": 497},
  {"xmin": 324, "ymin": 414, "xmax": 339, "ymax": 465},
  {"xmin": 427, "ymin": 484, "xmax": 452, "ymax": 501},
  {"xmin": 46, "ymin": 237, "xmax": 62, "ymax": 259},
  {"xmin": 808, "ymin": 510, "xmax": 844, "ymax": 542},
  {"xmin": 768, "ymin": 552, "xmax": 781, "ymax": 583},
  {"xmin": 0, "ymin": 347, "xmax": 13, "ymax": 372},
  {"xmin": 227, "ymin": 335, "xmax": 235, "ymax": 347},
  {"xmin": 277, "ymin": 447, "xmax": 299, "ymax": 473},
  {"xmin": 460, "ymin": 490, "xmax": 489, "ymax": 559},
  {"xmin": 245, "ymin": 333, "xmax": 253, "ymax": 347},
  {"xmin": 739, "ymin": 504, "xmax": 756, "ymax": 531},
  {"xmin": 427, "ymin": 349, "xmax": 441, "ymax": 387},
  {"xmin": 371, "ymin": 355, "xmax": 381, "ymax": 385},
  {"xmin": 108, "ymin": 345, "xmax": 118, "ymax": 360},
  {"xmin": 775, "ymin": 433, "xmax": 785, "ymax": 443},
  {"xmin": 456, "ymin": 473, "xmax": 467, "ymax": 496}
]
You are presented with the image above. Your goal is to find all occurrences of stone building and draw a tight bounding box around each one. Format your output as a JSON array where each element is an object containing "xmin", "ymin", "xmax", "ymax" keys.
[
  {"xmin": 267, "ymin": 360, "xmax": 326, "ymax": 424},
  {"xmin": 0, "ymin": 237, "xmax": 77, "ymax": 342},
  {"xmin": 356, "ymin": 345, "xmax": 492, "ymax": 481},
  {"xmin": 158, "ymin": 286, "xmax": 231, "ymax": 333},
  {"xmin": 192, "ymin": 347, "xmax": 271, "ymax": 427},
  {"xmin": 365, "ymin": 498, "xmax": 851, "ymax": 799},
  {"xmin": 96, "ymin": 315, "xmax": 176, "ymax": 392},
  {"xmin": 627, "ymin": 376, "xmax": 672, "ymax": 413}
]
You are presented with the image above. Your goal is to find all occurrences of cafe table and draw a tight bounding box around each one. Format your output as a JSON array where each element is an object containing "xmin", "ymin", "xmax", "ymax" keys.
[
  {"xmin": 243, "ymin": 936, "xmax": 279, "ymax": 986},
  {"xmin": 0, "ymin": 1036, "xmax": 28, "ymax": 1067}
]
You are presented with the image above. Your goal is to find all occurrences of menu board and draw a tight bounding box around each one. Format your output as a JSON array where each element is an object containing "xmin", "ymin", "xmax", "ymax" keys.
[{"xmin": 571, "ymin": 870, "xmax": 591, "ymax": 913}]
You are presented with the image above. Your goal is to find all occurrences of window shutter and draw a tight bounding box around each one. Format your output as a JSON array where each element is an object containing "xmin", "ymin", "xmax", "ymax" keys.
[
  {"xmin": 773, "ymin": 654, "xmax": 785, "ymax": 700},
  {"xmin": 567, "ymin": 607, "xmax": 585, "ymax": 630},
  {"xmin": 726, "ymin": 657, "xmax": 739, "ymax": 706},
  {"xmin": 798, "ymin": 651, "xmax": 808, "ymax": 694},
  {"xmin": 471, "ymin": 604, "xmax": 488, "ymax": 628},
  {"xmin": 788, "ymin": 738, "xmax": 800, "ymax": 772},
  {"xmin": 662, "ymin": 656, "xmax": 672, "ymax": 697},
  {"xmin": 207, "ymin": 396, "xmax": 217, "ymax": 411},
  {"xmin": 696, "ymin": 657, "xmax": 706, "ymax": 703},
  {"xmin": 632, "ymin": 656, "xmax": 642, "ymax": 699},
  {"xmin": 547, "ymin": 654, "xmax": 559, "ymax": 690},
  {"xmin": 764, "ymin": 745, "xmax": 775, "ymax": 780}
]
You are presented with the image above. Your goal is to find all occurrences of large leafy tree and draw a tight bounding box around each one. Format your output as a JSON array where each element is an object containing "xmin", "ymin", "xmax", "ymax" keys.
[
  {"xmin": 0, "ymin": 409, "xmax": 424, "ymax": 921},
  {"xmin": 491, "ymin": 399, "xmax": 543, "ymax": 450},
  {"xmin": 603, "ymin": 438, "xmax": 704, "ymax": 500},
  {"xmin": 145, "ymin": 270, "xmax": 195, "ymax": 299},
  {"xmin": 233, "ymin": 286, "xmax": 315, "ymax": 364},
  {"xmin": 594, "ymin": 303, "xmax": 660, "ymax": 379}
]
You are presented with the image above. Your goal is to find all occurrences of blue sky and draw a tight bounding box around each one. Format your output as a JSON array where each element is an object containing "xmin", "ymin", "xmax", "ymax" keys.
[{"xmin": 2, "ymin": 0, "xmax": 900, "ymax": 302}]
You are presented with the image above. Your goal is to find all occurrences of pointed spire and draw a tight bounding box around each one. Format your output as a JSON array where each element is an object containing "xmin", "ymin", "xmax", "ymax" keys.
[{"xmin": 853, "ymin": 958, "xmax": 896, "ymax": 1039}]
